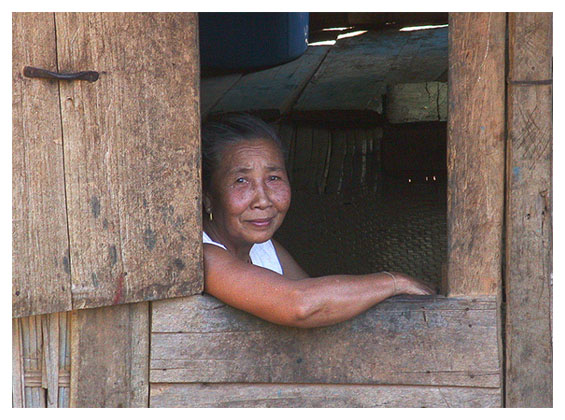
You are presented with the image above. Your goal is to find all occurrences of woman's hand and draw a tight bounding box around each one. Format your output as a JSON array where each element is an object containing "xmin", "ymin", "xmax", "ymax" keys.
[{"xmin": 391, "ymin": 272, "xmax": 436, "ymax": 296}]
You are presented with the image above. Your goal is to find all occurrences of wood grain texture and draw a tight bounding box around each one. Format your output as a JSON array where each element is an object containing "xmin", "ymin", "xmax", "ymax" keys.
[
  {"xmin": 55, "ymin": 12, "xmax": 203, "ymax": 309},
  {"xmin": 505, "ymin": 12, "xmax": 552, "ymax": 408},
  {"xmin": 151, "ymin": 383, "xmax": 501, "ymax": 408},
  {"xmin": 446, "ymin": 13, "xmax": 506, "ymax": 295},
  {"xmin": 70, "ymin": 302, "xmax": 150, "ymax": 407},
  {"xmin": 151, "ymin": 294, "xmax": 500, "ymax": 387},
  {"xmin": 12, "ymin": 12, "xmax": 72, "ymax": 318},
  {"xmin": 208, "ymin": 46, "xmax": 329, "ymax": 120}
]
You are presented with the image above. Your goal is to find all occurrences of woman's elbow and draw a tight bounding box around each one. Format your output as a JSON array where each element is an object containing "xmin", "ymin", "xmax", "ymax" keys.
[{"xmin": 283, "ymin": 287, "xmax": 322, "ymax": 328}]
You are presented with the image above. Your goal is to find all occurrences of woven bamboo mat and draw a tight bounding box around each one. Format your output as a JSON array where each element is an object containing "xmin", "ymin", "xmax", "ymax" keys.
[{"xmin": 275, "ymin": 179, "xmax": 447, "ymax": 287}]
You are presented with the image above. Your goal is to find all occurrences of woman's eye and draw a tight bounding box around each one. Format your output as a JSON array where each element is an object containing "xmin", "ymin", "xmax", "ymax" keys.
[
  {"xmin": 269, "ymin": 175, "xmax": 281, "ymax": 181},
  {"xmin": 235, "ymin": 178, "xmax": 246, "ymax": 183}
]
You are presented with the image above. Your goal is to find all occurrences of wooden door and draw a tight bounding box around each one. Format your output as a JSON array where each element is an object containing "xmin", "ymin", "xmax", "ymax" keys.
[{"xmin": 13, "ymin": 12, "xmax": 202, "ymax": 318}]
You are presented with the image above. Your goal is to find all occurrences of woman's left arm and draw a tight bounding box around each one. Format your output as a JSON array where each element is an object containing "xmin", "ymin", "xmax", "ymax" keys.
[{"xmin": 272, "ymin": 239, "xmax": 309, "ymax": 280}]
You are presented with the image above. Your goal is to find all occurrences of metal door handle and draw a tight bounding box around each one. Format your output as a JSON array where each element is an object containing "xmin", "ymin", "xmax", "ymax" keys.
[{"xmin": 23, "ymin": 66, "xmax": 99, "ymax": 82}]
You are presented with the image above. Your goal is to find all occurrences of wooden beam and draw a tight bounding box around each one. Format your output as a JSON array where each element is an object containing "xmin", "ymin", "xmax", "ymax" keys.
[
  {"xmin": 151, "ymin": 294, "xmax": 500, "ymax": 388},
  {"xmin": 505, "ymin": 12, "xmax": 552, "ymax": 408},
  {"xmin": 446, "ymin": 13, "xmax": 506, "ymax": 296},
  {"xmin": 151, "ymin": 383, "xmax": 501, "ymax": 408},
  {"xmin": 70, "ymin": 303, "xmax": 150, "ymax": 407}
]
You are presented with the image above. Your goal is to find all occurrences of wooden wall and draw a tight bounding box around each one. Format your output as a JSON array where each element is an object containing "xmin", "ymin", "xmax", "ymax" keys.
[{"xmin": 150, "ymin": 294, "xmax": 501, "ymax": 407}]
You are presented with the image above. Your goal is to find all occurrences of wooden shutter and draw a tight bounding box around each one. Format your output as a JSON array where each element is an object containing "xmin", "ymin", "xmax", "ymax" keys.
[{"xmin": 13, "ymin": 12, "xmax": 202, "ymax": 318}]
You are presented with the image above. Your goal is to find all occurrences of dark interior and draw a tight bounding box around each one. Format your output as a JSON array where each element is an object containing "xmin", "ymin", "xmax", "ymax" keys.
[{"xmin": 200, "ymin": 12, "xmax": 448, "ymax": 286}]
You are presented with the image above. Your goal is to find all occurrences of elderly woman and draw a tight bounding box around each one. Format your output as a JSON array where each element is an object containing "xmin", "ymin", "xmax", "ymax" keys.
[{"xmin": 202, "ymin": 113, "xmax": 434, "ymax": 328}]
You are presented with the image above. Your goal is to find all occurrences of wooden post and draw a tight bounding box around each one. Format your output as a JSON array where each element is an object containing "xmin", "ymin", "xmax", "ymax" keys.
[
  {"xmin": 505, "ymin": 12, "xmax": 552, "ymax": 408},
  {"xmin": 446, "ymin": 13, "xmax": 506, "ymax": 296}
]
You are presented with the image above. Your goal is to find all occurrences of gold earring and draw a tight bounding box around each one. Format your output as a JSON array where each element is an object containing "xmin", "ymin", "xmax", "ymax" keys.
[{"xmin": 209, "ymin": 211, "xmax": 213, "ymax": 222}]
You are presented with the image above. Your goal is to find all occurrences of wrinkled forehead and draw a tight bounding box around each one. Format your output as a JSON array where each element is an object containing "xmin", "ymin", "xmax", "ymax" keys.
[{"xmin": 217, "ymin": 138, "xmax": 286, "ymax": 173}]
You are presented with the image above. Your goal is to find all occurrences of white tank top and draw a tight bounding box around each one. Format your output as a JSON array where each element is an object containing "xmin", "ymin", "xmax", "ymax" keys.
[{"xmin": 202, "ymin": 232, "xmax": 283, "ymax": 275}]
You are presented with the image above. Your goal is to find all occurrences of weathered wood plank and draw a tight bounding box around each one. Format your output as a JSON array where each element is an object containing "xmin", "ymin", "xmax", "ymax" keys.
[
  {"xmin": 55, "ymin": 12, "xmax": 203, "ymax": 310},
  {"xmin": 209, "ymin": 46, "xmax": 329, "ymax": 119},
  {"xmin": 150, "ymin": 383, "xmax": 501, "ymax": 408},
  {"xmin": 151, "ymin": 294, "xmax": 500, "ymax": 387},
  {"xmin": 12, "ymin": 12, "xmax": 72, "ymax": 318},
  {"xmin": 386, "ymin": 82, "xmax": 447, "ymax": 123},
  {"xmin": 70, "ymin": 302, "xmax": 150, "ymax": 407},
  {"xmin": 447, "ymin": 13, "xmax": 506, "ymax": 295},
  {"xmin": 505, "ymin": 12, "xmax": 552, "ymax": 408},
  {"xmin": 293, "ymin": 27, "xmax": 447, "ymax": 118}
]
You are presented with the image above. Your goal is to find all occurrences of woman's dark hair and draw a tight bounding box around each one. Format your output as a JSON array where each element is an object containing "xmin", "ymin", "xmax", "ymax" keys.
[{"xmin": 201, "ymin": 113, "xmax": 287, "ymax": 191}]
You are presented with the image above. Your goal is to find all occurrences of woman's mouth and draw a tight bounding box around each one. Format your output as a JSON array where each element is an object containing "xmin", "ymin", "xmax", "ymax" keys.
[{"xmin": 247, "ymin": 217, "xmax": 274, "ymax": 228}]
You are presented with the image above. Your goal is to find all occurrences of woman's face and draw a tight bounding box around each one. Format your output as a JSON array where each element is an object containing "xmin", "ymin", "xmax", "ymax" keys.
[{"xmin": 205, "ymin": 138, "xmax": 291, "ymax": 248}]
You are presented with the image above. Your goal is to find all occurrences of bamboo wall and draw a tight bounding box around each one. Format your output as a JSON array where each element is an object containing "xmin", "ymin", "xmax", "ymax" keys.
[{"xmin": 12, "ymin": 313, "xmax": 71, "ymax": 407}]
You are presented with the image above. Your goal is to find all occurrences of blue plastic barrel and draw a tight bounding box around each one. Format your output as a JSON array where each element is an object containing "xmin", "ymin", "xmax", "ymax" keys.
[{"xmin": 199, "ymin": 12, "xmax": 309, "ymax": 71}]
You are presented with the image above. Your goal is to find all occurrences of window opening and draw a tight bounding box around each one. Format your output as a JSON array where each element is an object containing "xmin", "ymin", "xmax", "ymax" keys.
[{"xmin": 200, "ymin": 12, "xmax": 448, "ymax": 290}]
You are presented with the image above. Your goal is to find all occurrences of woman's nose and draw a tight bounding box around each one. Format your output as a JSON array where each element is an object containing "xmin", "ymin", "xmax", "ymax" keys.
[{"xmin": 251, "ymin": 182, "xmax": 272, "ymax": 209}]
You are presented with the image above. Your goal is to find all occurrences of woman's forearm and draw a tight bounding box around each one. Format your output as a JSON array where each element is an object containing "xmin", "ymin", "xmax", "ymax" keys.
[{"xmin": 291, "ymin": 273, "xmax": 397, "ymax": 328}]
